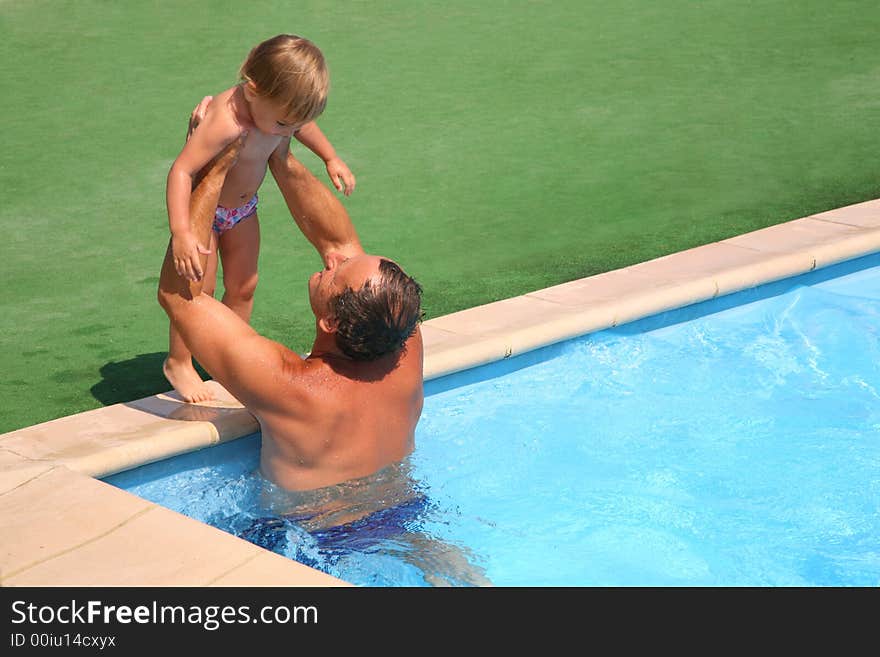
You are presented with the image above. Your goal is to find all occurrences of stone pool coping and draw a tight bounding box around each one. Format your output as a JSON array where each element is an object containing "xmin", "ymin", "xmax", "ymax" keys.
[{"xmin": 2, "ymin": 198, "xmax": 879, "ymax": 586}]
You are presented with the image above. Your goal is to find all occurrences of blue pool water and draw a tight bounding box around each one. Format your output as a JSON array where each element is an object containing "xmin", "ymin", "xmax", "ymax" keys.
[{"xmin": 105, "ymin": 254, "xmax": 880, "ymax": 586}]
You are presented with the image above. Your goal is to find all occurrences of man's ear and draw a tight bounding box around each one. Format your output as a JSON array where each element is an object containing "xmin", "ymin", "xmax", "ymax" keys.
[{"xmin": 318, "ymin": 314, "xmax": 339, "ymax": 334}]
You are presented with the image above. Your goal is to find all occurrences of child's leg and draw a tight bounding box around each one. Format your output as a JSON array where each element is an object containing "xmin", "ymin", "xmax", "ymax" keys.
[
  {"xmin": 163, "ymin": 234, "xmax": 219, "ymax": 402},
  {"xmin": 217, "ymin": 213, "xmax": 261, "ymax": 324}
]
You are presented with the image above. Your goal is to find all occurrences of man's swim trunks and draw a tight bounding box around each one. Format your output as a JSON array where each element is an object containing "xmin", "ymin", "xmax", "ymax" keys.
[
  {"xmin": 213, "ymin": 194, "xmax": 258, "ymax": 234},
  {"xmin": 240, "ymin": 494, "xmax": 430, "ymax": 557}
]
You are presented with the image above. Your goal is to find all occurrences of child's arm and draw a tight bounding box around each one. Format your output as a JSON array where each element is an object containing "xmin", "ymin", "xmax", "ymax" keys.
[
  {"xmin": 166, "ymin": 106, "xmax": 243, "ymax": 281},
  {"xmin": 293, "ymin": 121, "xmax": 356, "ymax": 196},
  {"xmin": 269, "ymin": 138, "xmax": 363, "ymax": 265}
]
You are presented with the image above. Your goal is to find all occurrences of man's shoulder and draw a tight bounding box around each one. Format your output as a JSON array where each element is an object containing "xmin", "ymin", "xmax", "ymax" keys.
[
  {"xmin": 399, "ymin": 327, "xmax": 424, "ymax": 374},
  {"xmin": 279, "ymin": 349, "xmax": 309, "ymax": 380},
  {"xmin": 295, "ymin": 353, "xmax": 415, "ymax": 387},
  {"xmin": 238, "ymin": 347, "xmax": 311, "ymax": 412}
]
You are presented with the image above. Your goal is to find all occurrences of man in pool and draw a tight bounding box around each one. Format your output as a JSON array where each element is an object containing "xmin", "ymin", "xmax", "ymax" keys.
[{"xmin": 157, "ymin": 134, "xmax": 425, "ymax": 493}]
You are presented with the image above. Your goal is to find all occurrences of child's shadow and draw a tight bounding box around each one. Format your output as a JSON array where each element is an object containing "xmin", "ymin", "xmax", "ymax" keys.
[{"xmin": 90, "ymin": 352, "xmax": 208, "ymax": 405}]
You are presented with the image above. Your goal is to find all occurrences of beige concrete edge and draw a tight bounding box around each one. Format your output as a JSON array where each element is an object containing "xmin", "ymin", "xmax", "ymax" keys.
[
  {"xmin": 0, "ymin": 384, "xmax": 260, "ymax": 480},
  {"xmin": 2, "ymin": 199, "xmax": 879, "ymax": 587},
  {"xmin": 0, "ymin": 463, "xmax": 346, "ymax": 587}
]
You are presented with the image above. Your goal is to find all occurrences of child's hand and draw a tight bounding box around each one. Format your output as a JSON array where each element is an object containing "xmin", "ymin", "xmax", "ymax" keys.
[
  {"xmin": 172, "ymin": 231, "xmax": 212, "ymax": 281},
  {"xmin": 325, "ymin": 157, "xmax": 356, "ymax": 196}
]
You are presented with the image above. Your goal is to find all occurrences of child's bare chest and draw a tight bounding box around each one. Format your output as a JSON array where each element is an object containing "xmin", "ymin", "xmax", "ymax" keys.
[
  {"xmin": 219, "ymin": 131, "xmax": 282, "ymax": 203},
  {"xmin": 237, "ymin": 130, "xmax": 283, "ymax": 164}
]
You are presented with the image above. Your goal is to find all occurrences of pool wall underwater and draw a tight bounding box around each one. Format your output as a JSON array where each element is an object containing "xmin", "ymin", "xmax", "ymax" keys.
[{"xmin": 2, "ymin": 198, "xmax": 880, "ymax": 586}]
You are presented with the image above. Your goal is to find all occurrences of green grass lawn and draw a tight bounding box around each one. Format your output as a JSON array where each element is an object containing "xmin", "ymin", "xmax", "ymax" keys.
[{"xmin": 1, "ymin": 0, "xmax": 878, "ymax": 432}]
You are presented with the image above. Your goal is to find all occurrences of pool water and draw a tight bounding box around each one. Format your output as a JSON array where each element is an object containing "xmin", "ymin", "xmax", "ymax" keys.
[{"xmin": 105, "ymin": 254, "xmax": 880, "ymax": 586}]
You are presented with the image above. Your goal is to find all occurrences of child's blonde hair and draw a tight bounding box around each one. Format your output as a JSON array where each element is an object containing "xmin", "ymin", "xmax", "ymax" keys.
[{"xmin": 239, "ymin": 34, "xmax": 329, "ymax": 125}]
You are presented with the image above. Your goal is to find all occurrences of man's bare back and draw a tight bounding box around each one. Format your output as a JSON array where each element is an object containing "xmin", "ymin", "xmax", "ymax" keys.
[{"xmin": 258, "ymin": 328, "xmax": 424, "ymax": 491}]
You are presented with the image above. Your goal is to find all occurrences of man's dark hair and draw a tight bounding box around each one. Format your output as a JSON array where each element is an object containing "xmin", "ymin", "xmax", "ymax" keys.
[{"xmin": 331, "ymin": 259, "xmax": 423, "ymax": 361}]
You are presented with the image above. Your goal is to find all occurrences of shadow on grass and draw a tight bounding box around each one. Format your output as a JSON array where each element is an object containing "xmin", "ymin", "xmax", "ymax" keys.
[{"xmin": 90, "ymin": 352, "xmax": 209, "ymax": 406}]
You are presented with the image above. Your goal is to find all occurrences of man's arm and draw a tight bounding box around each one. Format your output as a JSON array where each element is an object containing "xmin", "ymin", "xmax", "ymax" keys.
[
  {"xmin": 168, "ymin": 105, "xmax": 244, "ymax": 282},
  {"xmin": 158, "ymin": 136, "xmax": 302, "ymax": 411},
  {"xmin": 269, "ymin": 138, "xmax": 364, "ymax": 265}
]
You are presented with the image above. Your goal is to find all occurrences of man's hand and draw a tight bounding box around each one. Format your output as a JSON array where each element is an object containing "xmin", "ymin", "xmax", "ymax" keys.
[
  {"xmin": 187, "ymin": 95, "xmax": 214, "ymax": 141},
  {"xmin": 171, "ymin": 230, "xmax": 211, "ymax": 281},
  {"xmin": 325, "ymin": 156, "xmax": 356, "ymax": 196}
]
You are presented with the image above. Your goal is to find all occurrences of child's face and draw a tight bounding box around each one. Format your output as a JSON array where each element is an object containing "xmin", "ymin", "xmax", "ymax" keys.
[{"xmin": 244, "ymin": 84, "xmax": 305, "ymax": 137}]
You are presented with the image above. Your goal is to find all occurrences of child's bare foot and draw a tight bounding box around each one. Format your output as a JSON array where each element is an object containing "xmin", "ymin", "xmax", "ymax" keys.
[{"xmin": 163, "ymin": 357, "xmax": 215, "ymax": 403}]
